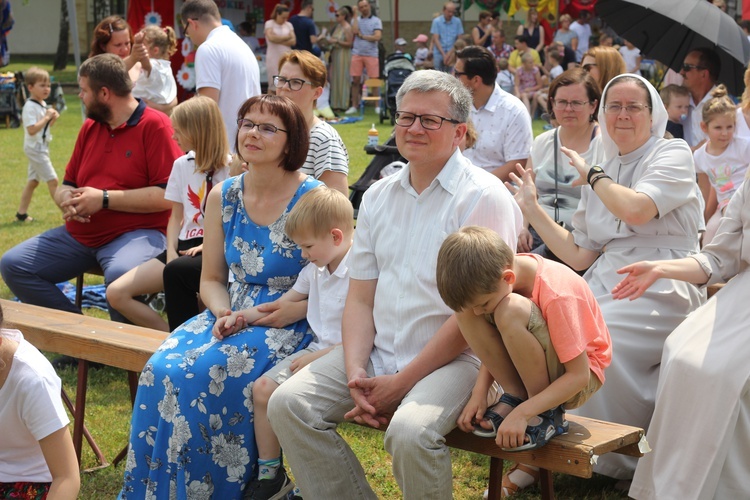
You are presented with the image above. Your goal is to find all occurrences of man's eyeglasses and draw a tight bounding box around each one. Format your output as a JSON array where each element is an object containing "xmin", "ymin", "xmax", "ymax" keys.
[
  {"xmin": 394, "ymin": 111, "xmax": 460, "ymax": 130},
  {"xmin": 452, "ymin": 69, "xmax": 469, "ymax": 78},
  {"xmin": 237, "ymin": 118, "xmax": 288, "ymax": 136},
  {"xmin": 273, "ymin": 76, "xmax": 314, "ymax": 91},
  {"xmin": 182, "ymin": 18, "xmax": 195, "ymax": 36},
  {"xmin": 553, "ymin": 99, "xmax": 590, "ymax": 111},
  {"xmin": 682, "ymin": 63, "xmax": 706, "ymax": 72},
  {"xmin": 603, "ymin": 103, "xmax": 651, "ymax": 115}
]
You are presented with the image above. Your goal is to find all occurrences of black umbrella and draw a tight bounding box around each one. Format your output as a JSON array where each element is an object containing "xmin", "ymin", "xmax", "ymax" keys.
[{"xmin": 597, "ymin": 0, "xmax": 750, "ymax": 95}]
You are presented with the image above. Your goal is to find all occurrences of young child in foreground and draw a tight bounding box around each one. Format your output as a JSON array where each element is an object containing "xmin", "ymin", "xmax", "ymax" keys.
[
  {"xmin": 437, "ymin": 226, "xmax": 611, "ymax": 496},
  {"xmin": 16, "ymin": 66, "xmax": 59, "ymax": 223},
  {"xmin": 0, "ymin": 302, "xmax": 80, "ymax": 499},
  {"xmin": 212, "ymin": 186, "xmax": 354, "ymax": 500}
]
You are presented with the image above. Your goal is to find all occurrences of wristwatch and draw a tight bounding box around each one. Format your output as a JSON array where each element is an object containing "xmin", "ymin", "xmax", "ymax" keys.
[
  {"xmin": 102, "ymin": 189, "xmax": 109, "ymax": 209},
  {"xmin": 587, "ymin": 165, "xmax": 605, "ymax": 185}
]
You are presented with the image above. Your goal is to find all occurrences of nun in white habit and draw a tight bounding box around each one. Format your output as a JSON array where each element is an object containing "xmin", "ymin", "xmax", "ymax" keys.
[{"xmin": 508, "ymin": 73, "xmax": 705, "ymax": 480}]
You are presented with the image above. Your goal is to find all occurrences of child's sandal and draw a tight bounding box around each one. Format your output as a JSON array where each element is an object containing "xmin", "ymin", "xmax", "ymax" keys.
[
  {"xmin": 15, "ymin": 212, "xmax": 33, "ymax": 223},
  {"xmin": 473, "ymin": 393, "xmax": 525, "ymax": 438},
  {"xmin": 501, "ymin": 405, "xmax": 569, "ymax": 452}
]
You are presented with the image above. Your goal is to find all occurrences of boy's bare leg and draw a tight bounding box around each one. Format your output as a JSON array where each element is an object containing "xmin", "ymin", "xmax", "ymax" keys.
[
  {"xmin": 457, "ymin": 309, "xmax": 525, "ymax": 404},
  {"xmin": 253, "ymin": 375, "xmax": 282, "ymax": 460},
  {"xmin": 493, "ymin": 294, "xmax": 550, "ymax": 398},
  {"xmin": 17, "ymin": 179, "xmax": 39, "ymax": 216}
]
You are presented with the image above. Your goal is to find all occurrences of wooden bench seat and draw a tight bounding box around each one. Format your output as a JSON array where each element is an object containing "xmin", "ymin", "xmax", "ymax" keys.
[
  {"xmin": 0, "ymin": 299, "xmax": 168, "ymax": 469},
  {"xmin": 444, "ymin": 415, "xmax": 645, "ymax": 499},
  {"xmin": 1, "ymin": 298, "xmax": 646, "ymax": 498}
]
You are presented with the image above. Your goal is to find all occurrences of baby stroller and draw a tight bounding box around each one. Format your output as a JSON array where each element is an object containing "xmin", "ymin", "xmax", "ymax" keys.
[
  {"xmin": 380, "ymin": 53, "xmax": 415, "ymax": 124},
  {"xmin": 349, "ymin": 134, "xmax": 406, "ymax": 218}
]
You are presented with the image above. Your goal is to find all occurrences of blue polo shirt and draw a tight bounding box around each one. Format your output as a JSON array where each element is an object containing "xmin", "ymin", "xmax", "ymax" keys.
[{"xmin": 430, "ymin": 15, "xmax": 463, "ymax": 53}]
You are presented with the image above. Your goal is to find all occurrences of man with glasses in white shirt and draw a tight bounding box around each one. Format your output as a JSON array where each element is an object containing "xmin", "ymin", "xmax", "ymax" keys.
[{"xmin": 268, "ymin": 70, "xmax": 521, "ymax": 499}]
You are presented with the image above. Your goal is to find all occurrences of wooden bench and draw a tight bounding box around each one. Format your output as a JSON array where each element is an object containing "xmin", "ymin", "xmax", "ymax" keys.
[
  {"xmin": 0, "ymin": 299, "xmax": 168, "ymax": 469},
  {"xmin": 2, "ymin": 298, "xmax": 646, "ymax": 498},
  {"xmin": 443, "ymin": 415, "xmax": 645, "ymax": 499}
]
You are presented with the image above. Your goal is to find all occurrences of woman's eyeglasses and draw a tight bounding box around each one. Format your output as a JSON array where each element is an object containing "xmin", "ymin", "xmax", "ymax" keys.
[
  {"xmin": 582, "ymin": 63, "xmax": 597, "ymax": 72},
  {"xmin": 603, "ymin": 103, "xmax": 651, "ymax": 115},
  {"xmin": 273, "ymin": 76, "xmax": 314, "ymax": 91},
  {"xmin": 237, "ymin": 118, "xmax": 288, "ymax": 136},
  {"xmin": 552, "ymin": 99, "xmax": 590, "ymax": 111},
  {"xmin": 394, "ymin": 111, "xmax": 460, "ymax": 130}
]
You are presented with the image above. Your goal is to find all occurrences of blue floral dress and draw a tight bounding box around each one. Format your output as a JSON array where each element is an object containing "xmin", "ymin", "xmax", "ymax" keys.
[{"xmin": 120, "ymin": 174, "xmax": 320, "ymax": 499}]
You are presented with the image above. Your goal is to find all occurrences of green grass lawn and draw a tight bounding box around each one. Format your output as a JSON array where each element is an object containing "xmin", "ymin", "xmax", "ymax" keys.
[{"xmin": 0, "ymin": 85, "xmax": 625, "ymax": 498}]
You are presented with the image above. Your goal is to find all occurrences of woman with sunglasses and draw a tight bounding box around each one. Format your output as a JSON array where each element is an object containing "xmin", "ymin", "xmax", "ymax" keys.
[
  {"xmin": 509, "ymin": 74, "xmax": 704, "ymax": 485},
  {"xmin": 275, "ymin": 50, "xmax": 349, "ymax": 195},
  {"xmin": 580, "ymin": 46, "xmax": 626, "ymax": 96},
  {"xmin": 120, "ymin": 95, "xmax": 321, "ymax": 499}
]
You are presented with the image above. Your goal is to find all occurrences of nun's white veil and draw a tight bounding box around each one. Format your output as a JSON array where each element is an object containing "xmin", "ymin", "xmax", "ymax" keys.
[{"xmin": 597, "ymin": 73, "xmax": 668, "ymax": 160}]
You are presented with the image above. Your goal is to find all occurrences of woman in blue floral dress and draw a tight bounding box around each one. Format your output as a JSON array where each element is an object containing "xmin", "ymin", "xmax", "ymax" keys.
[{"xmin": 120, "ymin": 95, "xmax": 321, "ymax": 499}]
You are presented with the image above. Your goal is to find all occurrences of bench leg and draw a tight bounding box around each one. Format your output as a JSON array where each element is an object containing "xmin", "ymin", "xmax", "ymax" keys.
[
  {"xmin": 487, "ymin": 457, "xmax": 503, "ymax": 500},
  {"xmin": 112, "ymin": 371, "xmax": 140, "ymax": 467},
  {"xmin": 539, "ymin": 468, "xmax": 555, "ymax": 500},
  {"xmin": 65, "ymin": 360, "xmax": 109, "ymax": 469}
]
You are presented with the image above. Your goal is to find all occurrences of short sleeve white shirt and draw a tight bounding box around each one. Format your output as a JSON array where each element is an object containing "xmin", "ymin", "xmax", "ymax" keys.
[
  {"xmin": 0, "ymin": 331, "xmax": 69, "ymax": 483},
  {"xmin": 570, "ymin": 21, "xmax": 591, "ymax": 60},
  {"xmin": 292, "ymin": 249, "xmax": 351, "ymax": 351},
  {"xmin": 22, "ymin": 99, "xmax": 49, "ymax": 149},
  {"xmin": 195, "ymin": 25, "xmax": 261, "ymax": 147},
  {"xmin": 132, "ymin": 58, "xmax": 178, "ymax": 105},
  {"xmin": 164, "ymin": 152, "xmax": 230, "ymax": 241},
  {"xmin": 462, "ymin": 84, "xmax": 533, "ymax": 172},
  {"xmin": 350, "ymin": 148, "xmax": 521, "ymax": 375}
]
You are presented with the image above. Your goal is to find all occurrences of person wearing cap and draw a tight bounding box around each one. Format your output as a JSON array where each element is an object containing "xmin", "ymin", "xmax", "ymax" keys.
[
  {"xmin": 393, "ymin": 37, "xmax": 412, "ymax": 60},
  {"xmin": 431, "ymin": 2, "xmax": 463, "ymax": 72},
  {"xmin": 413, "ymin": 33, "xmax": 430, "ymax": 69}
]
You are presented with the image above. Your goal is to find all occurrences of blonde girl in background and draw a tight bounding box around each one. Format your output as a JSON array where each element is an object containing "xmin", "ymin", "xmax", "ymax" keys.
[
  {"xmin": 131, "ymin": 25, "xmax": 178, "ymax": 114},
  {"xmin": 693, "ymin": 85, "xmax": 750, "ymax": 246},
  {"xmin": 107, "ymin": 96, "xmax": 230, "ymax": 332},
  {"xmin": 0, "ymin": 302, "xmax": 80, "ymax": 500}
]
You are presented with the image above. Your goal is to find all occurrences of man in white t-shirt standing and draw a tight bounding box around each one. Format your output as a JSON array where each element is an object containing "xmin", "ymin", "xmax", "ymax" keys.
[
  {"xmin": 181, "ymin": 0, "xmax": 260, "ymax": 146},
  {"xmin": 570, "ymin": 10, "xmax": 592, "ymax": 62}
]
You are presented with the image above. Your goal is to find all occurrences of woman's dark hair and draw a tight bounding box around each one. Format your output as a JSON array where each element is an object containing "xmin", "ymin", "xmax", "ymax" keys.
[
  {"xmin": 606, "ymin": 75, "xmax": 652, "ymax": 110},
  {"xmin": 90, "ymin": 15, "xmax": 133, "ymax": 57},
  {"xmin": 271, "ymin": 3, "xmax": 290, "ymax": 20},
  {"xmin": 235, "ymin": 95, "xmax": 310, "ymax": 172},
  {"xmin": 548, "ymin": 68, "xmax": 602, "ymax": 118}
]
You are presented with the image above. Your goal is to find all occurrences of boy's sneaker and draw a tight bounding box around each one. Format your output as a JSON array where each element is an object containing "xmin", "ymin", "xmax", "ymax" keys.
[{"xmin": 243, "ymin": 467, "xmax": 295, "ymax": 500}]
